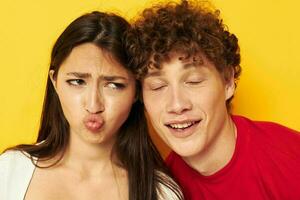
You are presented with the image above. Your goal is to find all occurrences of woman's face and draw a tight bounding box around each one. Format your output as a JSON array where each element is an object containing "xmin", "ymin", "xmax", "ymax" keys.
[{"xmin": 50, "ymin": 43, "xmax": 136, "ymax": 145}]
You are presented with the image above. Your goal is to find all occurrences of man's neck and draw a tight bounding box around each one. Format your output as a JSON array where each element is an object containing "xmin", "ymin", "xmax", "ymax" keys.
[{"xmin": 184, "ymin": 115, "xmax": 237, "ymax": 176}]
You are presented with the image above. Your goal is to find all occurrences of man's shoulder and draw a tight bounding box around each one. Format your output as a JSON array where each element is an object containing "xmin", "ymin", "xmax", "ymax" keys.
[
  {"xmin": 234, "ymin": 115, "xmax": 300, "ymax": 197},
  {"xmin": 233, "ymin": 115, "xmax": 299, "ymax": 140},
  {"xmin": 234, "ymin": 115, "xmax": 300, "ymax": 160}
]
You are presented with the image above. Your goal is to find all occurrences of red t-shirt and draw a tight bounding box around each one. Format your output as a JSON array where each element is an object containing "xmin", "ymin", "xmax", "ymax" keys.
[{"xmin": 166, "ymin": 115, "xmax": 300, "ymax": 200}]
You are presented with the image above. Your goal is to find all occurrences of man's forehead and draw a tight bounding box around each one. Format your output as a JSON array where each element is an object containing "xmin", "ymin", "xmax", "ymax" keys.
[{"xmin": 145, "ymin": 54, "xmax": 205, "ymax": 78}]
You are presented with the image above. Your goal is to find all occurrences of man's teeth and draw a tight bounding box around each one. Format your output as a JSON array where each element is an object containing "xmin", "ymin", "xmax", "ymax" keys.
[{"xmin": 169, "ymin": 122, "xmax": 195, "ymax": 129}]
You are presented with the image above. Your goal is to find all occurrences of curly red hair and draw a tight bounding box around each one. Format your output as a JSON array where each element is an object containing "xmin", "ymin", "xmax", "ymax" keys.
[{"xmin": 125, "ymin": 0, "xmax": 241, "ymax": 108}]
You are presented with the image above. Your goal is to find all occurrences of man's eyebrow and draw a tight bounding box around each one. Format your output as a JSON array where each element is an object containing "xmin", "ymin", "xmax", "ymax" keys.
[
  {"xmin": 144, "ymin": 70, "xmax": 165, "ymax": 79},
  {"xmin": 144, "ymin": 63, "xmax": 201, "ymax": 79},
  {"xmin": 183, "ymin": 62, "xmax": 201, "ymax": 69}
]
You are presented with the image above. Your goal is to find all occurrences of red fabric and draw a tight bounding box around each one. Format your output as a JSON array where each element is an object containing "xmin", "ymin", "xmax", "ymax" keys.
[{"xmin": 166, "ymin": 115, "xmax": 300, "ymax": 200}]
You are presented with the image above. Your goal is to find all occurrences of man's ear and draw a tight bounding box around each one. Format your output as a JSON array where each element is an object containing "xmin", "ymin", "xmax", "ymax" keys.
[
  {"xmin": 225, "ymin": 72, "xmax": 235, "ymax": 101},
  {"xmin": 49, "ymin": 70, "xmax": 57, "ymax": 91}
]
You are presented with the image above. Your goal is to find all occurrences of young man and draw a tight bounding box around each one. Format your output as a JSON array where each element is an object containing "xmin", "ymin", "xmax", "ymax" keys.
[{"xmin": 126, "ymin": 0, "xmax": 300, "ymax": 199}]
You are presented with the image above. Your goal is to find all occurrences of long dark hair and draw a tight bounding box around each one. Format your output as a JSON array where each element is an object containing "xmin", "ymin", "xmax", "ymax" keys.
[{"xmin": 7, "ymin": 11, "xmax": 183, "ymax": 200}]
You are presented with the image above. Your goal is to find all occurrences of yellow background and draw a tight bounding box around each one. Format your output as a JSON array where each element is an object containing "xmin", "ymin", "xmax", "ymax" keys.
[{"xmin": 0, "ymin": 0, "xmax": 299, "ymax": 153}]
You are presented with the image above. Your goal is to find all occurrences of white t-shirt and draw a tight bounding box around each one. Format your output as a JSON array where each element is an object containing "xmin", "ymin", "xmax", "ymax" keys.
[{"xmin": 0, "ymin": 151, "xmax": 181, "ymax": 200}]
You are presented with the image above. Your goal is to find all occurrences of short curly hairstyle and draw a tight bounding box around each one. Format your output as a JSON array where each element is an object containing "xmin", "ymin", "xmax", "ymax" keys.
[{"xmin": 125, "ymin": 0, "xmax": 241, "ymax": 109}]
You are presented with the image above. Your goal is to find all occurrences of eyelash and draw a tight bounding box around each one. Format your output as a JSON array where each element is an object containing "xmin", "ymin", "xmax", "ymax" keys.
[
  {"xmin": 151, "ymin": 81, "xmax": 202, "ymax": 90},
  {"xmin": 66, "ymin": 79, "xmax": 86, "ymax": 86},
  {"xmin": 66, "ymin": 80, "xmax": 125, "ymax": 90},
  {"xmin": 150, "ymin": 85, "xmax": 166, "ymax": 91},
  {"xmin": 106, "ymin": 82, "xmax": 126, "ymax": 90},
  {"xmin": 185, "ymin": 80, "xmax": 204, "ymax": 85}
]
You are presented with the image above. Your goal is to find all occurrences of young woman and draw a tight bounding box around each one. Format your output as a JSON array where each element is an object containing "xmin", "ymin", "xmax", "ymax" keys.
[{"xmin": 0, "ymin": 11, "xmax": 183, "ymax": 200}]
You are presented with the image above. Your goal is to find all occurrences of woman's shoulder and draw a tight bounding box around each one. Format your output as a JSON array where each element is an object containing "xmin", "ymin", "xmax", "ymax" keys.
[
  {"xmin": 158, "ymin": 183, "xmax": 183, "ymax": 200},
  {"xmin": 156, "ymin": 171, "xmax": 184, "ymax": 200},
  {"xmin": 1, "ymin": 149, "xmax": 30, "ymax": 160},
  {"xmin": 0, "ymin": 150, "xmax": 34, "ymax": 168},
  {"xmin": 0, "ymin": 150, "xmax": 36, "ymax": 199},
  {"xmin": 0, "ymin": 150, "xmax": 35, "ymax": 177}
]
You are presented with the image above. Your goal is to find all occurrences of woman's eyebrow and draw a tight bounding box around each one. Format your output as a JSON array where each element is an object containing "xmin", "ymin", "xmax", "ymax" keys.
[
  {"xmin": 66, "ymin": 72, "xmax": 91, "ymax": 78},
  {"xmin": 102, "ymin": 76, "xmax": 128, "ymax": 81},
  {"xmin": 66, "ymin": 72, "xmax": 128, "ymax": 81}
]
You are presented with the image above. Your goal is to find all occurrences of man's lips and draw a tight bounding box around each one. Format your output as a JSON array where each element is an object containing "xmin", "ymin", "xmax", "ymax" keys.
[
  {"xmin": 164, "ymin": 119, "xmax": 201, "ymax": 138},
  {"xmin": 83, "ymin": 115, "xmax": 104, "ymax": 133},
  {"xmin": 165, "ymin": 119, "xmax": 201, "ymax": 129}
]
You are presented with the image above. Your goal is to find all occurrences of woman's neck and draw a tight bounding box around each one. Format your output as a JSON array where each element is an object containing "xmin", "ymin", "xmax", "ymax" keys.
[{"xmin": 58, "ymin": 131, "xmax": 119, "ymax": 178}]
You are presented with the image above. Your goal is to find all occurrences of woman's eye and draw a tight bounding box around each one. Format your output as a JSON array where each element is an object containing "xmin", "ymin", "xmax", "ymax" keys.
[
  {"xmin": 106, "ymin": 82, "xmax": 126, "ymax": 90},
  {"xmin": 66, "ymin": 79, "xmax": 85, "ymax": 86}
]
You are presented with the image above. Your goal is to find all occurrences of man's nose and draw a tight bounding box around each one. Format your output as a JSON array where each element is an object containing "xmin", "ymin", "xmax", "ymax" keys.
[{"xmin": 166, "ymin": 86, "xmax": 192, "ymax": 114}]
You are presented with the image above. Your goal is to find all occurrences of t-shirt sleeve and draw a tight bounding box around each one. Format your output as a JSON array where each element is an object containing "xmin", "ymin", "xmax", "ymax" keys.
[
  {"xmin": 0, "ymin": 151, "xmax": 14, "ymax": 199},
  {"xmin": 0, "ymin": 151, "xmax": 36, "ymax": 200}
]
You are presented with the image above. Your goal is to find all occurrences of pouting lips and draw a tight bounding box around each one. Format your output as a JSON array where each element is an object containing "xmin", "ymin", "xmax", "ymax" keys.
[{"xmin": 166, "ymin": 121, "xmax": 200, "ymax": 130}]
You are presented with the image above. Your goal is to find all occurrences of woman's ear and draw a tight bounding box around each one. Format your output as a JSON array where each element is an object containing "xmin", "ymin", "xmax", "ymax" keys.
[{"xmin": 49, "ymin": 70, "xmax": 57, "ymax": 91}]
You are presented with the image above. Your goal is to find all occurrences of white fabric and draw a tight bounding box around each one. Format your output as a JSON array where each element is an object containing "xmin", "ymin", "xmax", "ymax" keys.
[
  {"xmin": 0, "ymin": 151, "xmax": 181, "ymax": 200},
  {"xmin": 158, "ymin": 183, "xmax": 182, "ymax": 200},
  {"xmin": 0, "ymin": 151, "xmax": 36, "ymax": 200},
  {"xmin": 157, "ymin": 171, "xmax": 183, "ymax": 200}
]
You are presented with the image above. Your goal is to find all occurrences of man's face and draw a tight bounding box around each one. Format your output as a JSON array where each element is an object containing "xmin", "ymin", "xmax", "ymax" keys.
[{"xmin": 142, "ymin": 53, "xmax": 235, "ymax": 159}]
